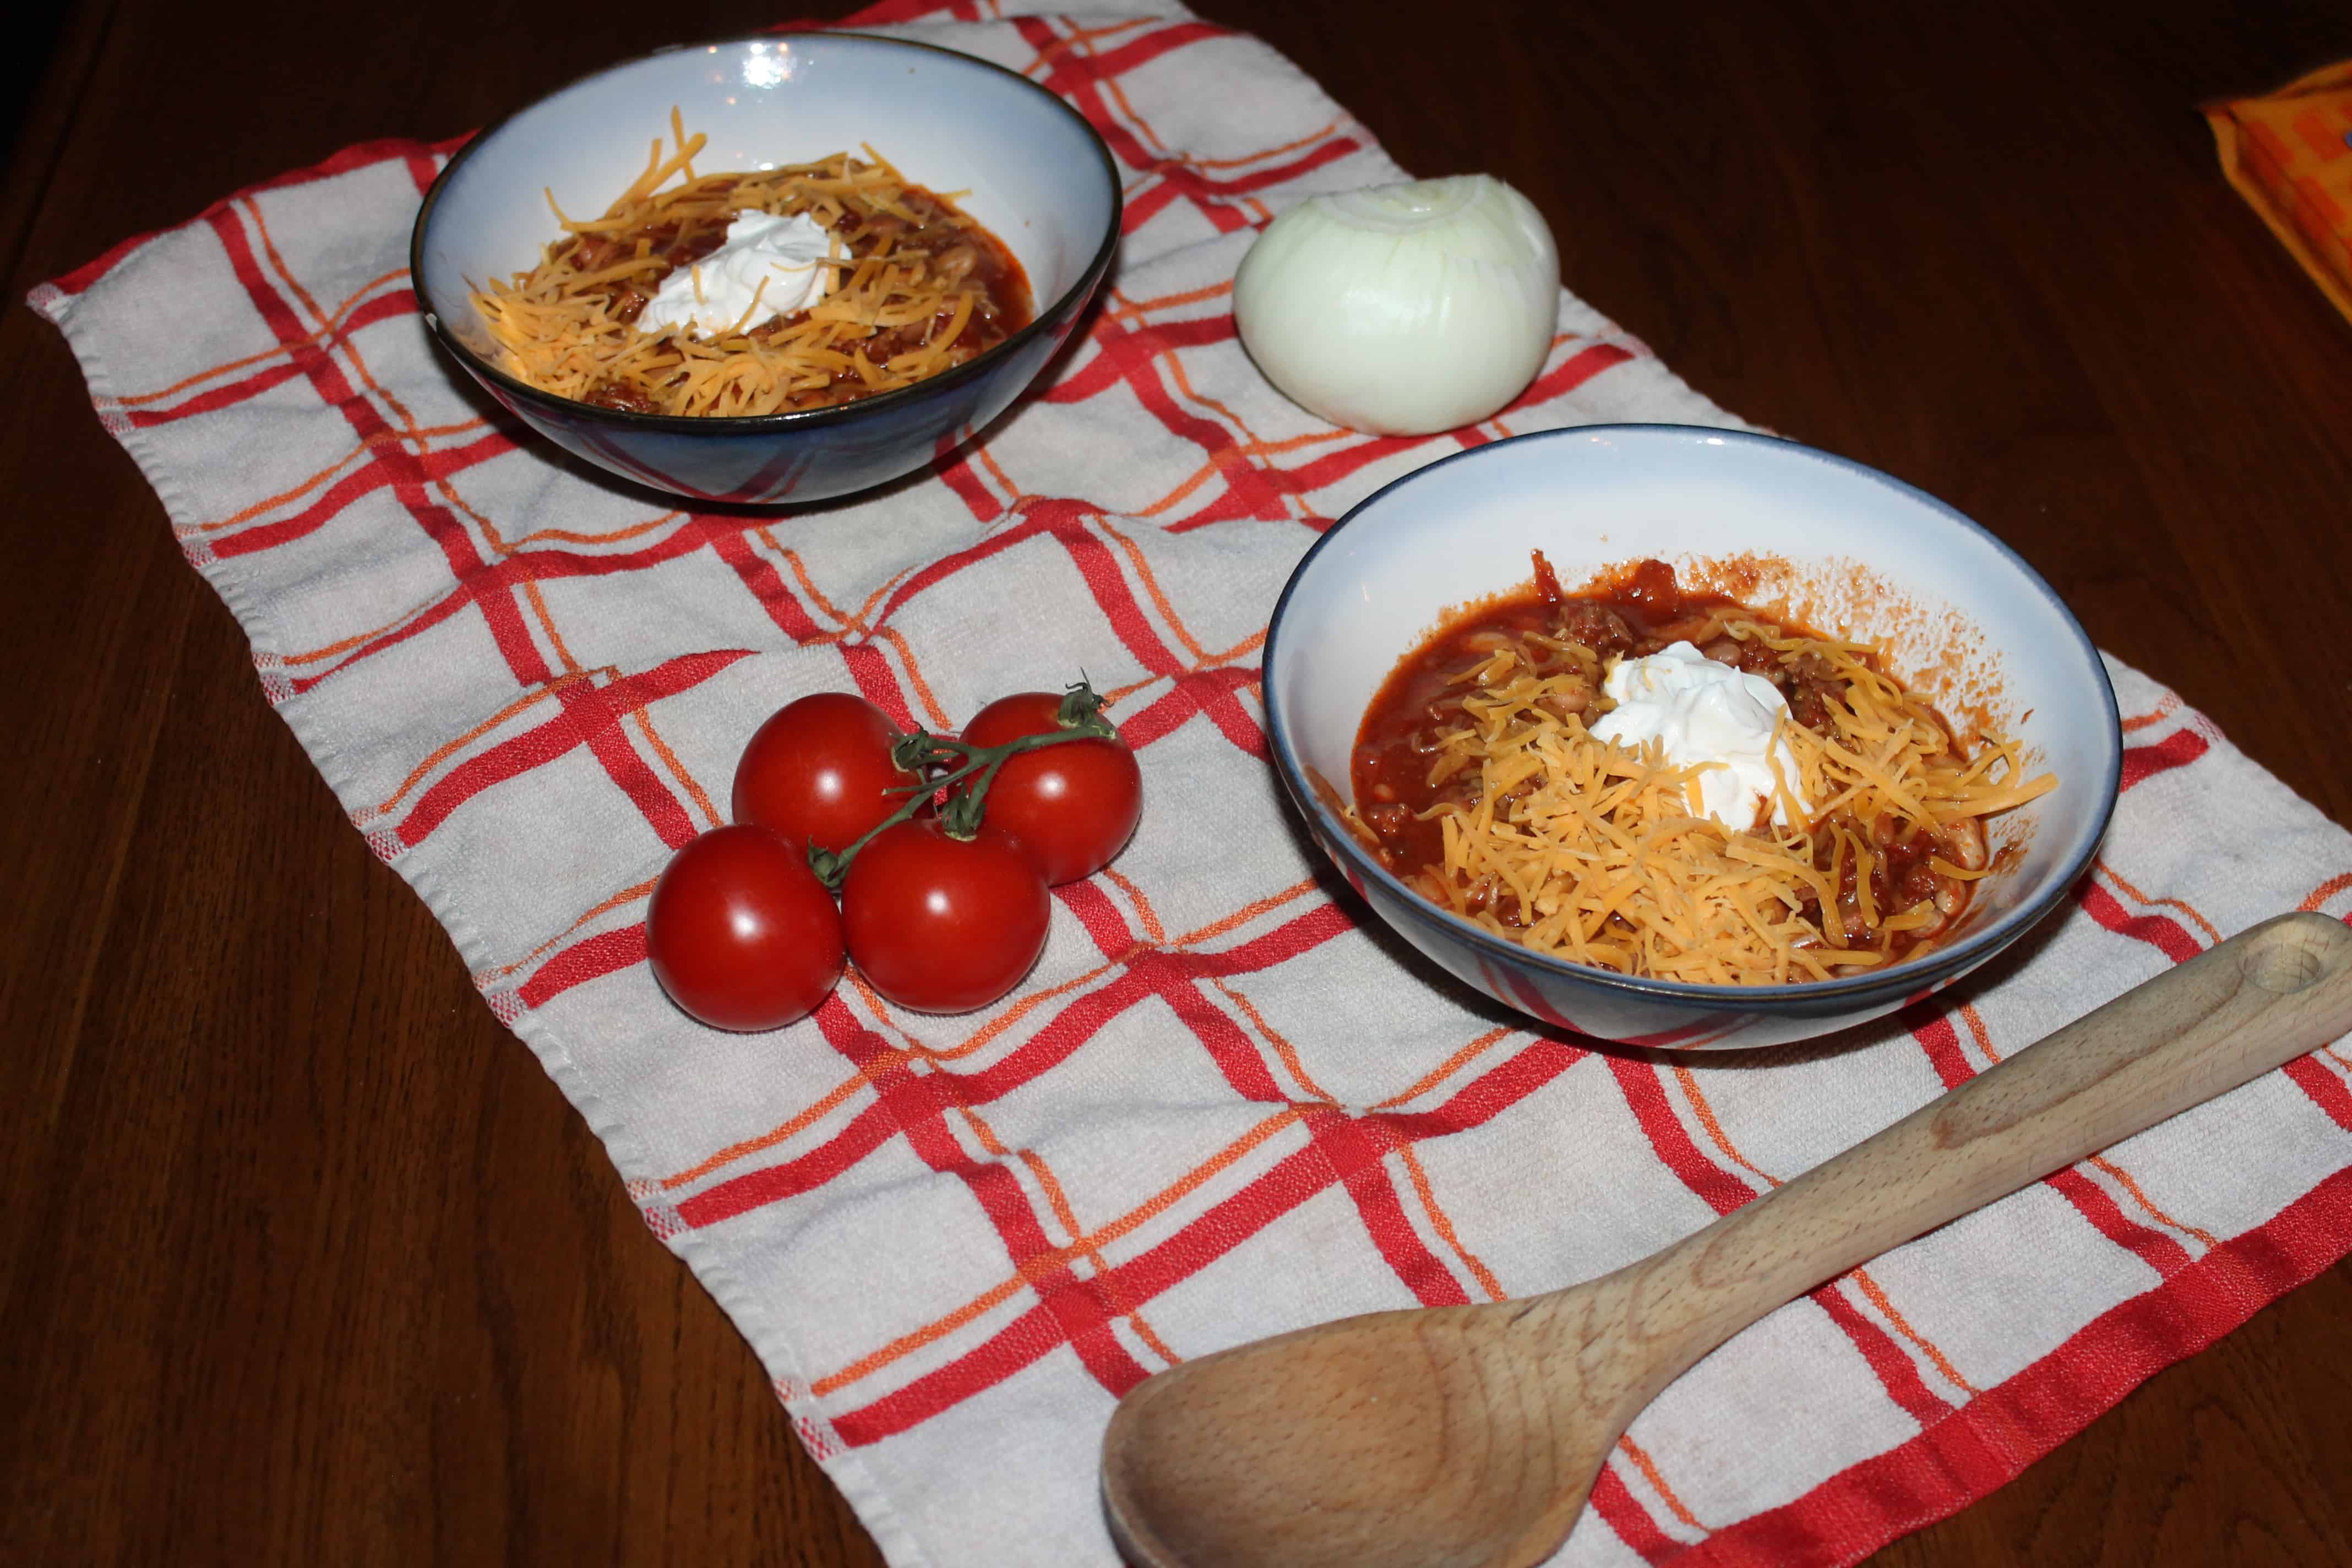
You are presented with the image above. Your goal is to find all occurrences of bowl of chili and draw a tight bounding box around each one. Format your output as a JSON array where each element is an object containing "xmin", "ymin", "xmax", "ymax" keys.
[
  {"xmin": 1262, "ymin": 424, "xmax": 2121, "ymax": 1050},
  {"xmin": 411, "ymin": 32, "xmax": 1120, "ymax": 505}
]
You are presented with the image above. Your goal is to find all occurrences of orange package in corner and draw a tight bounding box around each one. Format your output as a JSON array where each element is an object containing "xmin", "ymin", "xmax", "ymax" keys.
[{"xmin": 2204, "ymin": 59, "xmax": 2352, "ymax": 325}]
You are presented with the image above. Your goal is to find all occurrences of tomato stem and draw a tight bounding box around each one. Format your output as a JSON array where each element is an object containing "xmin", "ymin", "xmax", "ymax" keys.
[{"xmin": 805, "ymin": 678, "xmax": 1119, "ymax": 890}]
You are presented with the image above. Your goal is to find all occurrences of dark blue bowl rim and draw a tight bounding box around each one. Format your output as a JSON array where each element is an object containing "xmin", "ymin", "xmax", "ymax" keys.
[
  {"xmin": 407, "ymin": 30, "xmax": 1124, "ymax": 436},
  {"xmin": 1261, "ymin": 423, "xmax": 2125, "ymax": 1012}
]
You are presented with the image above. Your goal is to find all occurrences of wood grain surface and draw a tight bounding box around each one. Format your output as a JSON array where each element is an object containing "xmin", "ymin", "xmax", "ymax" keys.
[{"xmin": 4, "ymin": 2, "xmax": 2349, "ymax": 1565}]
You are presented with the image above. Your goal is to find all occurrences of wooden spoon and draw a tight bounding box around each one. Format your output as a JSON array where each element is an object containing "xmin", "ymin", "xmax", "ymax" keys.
[{"xmin": 1100, "ymin": 911, "xmax": 2352, "ymax": 1568}]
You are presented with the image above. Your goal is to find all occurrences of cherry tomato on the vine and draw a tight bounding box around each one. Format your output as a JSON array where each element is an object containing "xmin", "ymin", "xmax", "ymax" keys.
[
  {"xmin": 960, "ymin": 692, "xmax": 1142, "ymax": 886},
  {"xmin": 646, "ymin": 824, "xmax": 845, "ymax": 1031},
  {"xmin": 733, "ymin": 692, "xmax": 916, "ymax": 857},
  {"xmin": 842, "ymin": 820, "xmax": 1049, "ymax": 1013}
]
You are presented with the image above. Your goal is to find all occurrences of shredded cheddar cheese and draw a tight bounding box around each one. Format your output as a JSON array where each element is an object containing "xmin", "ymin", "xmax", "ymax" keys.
[
  {"xmin": 470, "ymin": 117, "xmax": 1019, "ymax": 417},
  {"xmin": 1359, "ymin": 620, "xmax": 2056, "ymax": 986}
]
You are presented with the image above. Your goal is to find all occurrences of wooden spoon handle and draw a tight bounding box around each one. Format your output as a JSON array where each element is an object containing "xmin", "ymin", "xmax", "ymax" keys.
[{"xmin": 1586, "ymin": 912, "xmax": 2352, "ymax": 1386}]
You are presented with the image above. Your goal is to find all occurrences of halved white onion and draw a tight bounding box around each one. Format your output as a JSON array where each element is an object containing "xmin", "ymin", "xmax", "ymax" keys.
[{"xmin": 1233, "ymin": 175, "xmax": 1560, "ymax": 436}]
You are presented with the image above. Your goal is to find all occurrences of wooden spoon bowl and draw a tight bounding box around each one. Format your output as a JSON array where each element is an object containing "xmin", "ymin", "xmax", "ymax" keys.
[
  {"xmin": 1102, "ymin": 913, "xmax": 2352, "ymax": 1568},
  {"xmin": 1105, "ymin": 1301, "xmax": 1620, "ymax": 1568}
]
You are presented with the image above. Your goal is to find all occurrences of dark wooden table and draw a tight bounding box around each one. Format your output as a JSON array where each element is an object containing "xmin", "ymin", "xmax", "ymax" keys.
[{"xmin": 8, "ymin": 1, "xmax": 2351, "ymax": 1562}]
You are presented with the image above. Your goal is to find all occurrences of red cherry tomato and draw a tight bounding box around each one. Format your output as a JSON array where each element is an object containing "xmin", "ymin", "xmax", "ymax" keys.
[
  {"xmin": 960, "ymin": 692, "xmax": 1144, "ymax": 885},
  {"xmin": 841, "ymin": 820, "xmax": 1049, "ymax": 1013},
  {"xmin": 733, "ymin": 693, "xmax": 917, "ymax": 856},
  {"xmin": 647, "ymin": 825, "xmax": 845, "ymax": 1031}
]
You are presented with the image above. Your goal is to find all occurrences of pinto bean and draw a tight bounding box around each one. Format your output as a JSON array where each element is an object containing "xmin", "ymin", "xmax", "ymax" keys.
[
  {"xmin": 934, "ymin": 243, "xmax": 980, "ymax": 285},
  {"xmin": 1536, "ymin": 676, "xmax": 1596, "ymax": 721}
]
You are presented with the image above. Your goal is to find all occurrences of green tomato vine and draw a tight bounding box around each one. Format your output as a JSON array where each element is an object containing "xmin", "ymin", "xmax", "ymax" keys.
[{"xmin": 805, "ymin": 677, "xmax": 1118, "ymax": 889}]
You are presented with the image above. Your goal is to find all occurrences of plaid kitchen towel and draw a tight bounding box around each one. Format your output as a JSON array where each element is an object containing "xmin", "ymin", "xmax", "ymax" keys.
[{"xmin": 32, "ymin": 2, "xmax": 2352, "ymax": 1564}]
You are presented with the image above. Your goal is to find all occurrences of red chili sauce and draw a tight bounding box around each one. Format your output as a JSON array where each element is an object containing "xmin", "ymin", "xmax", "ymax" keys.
[
  {"xmin": 1349, "ymin": 556, "xmax": 1986, "ymax": 960},
  {"xmin": 563, "ymin": 181, "xmax": 1032, "ymax": 414}
]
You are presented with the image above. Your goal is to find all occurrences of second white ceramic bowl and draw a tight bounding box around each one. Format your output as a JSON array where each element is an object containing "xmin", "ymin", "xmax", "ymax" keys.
[{"xmin": 1263, "ymin": 425, "xmax": 2121, "ymax": 1049}]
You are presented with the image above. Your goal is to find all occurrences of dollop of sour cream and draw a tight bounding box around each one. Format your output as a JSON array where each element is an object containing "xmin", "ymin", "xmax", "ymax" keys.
[
  {"xmin": 639, "ymin": 211, "xmax": 834, "ymax": 339},
  {"xmin": 1587, "ymin": 641, "xmax": 1809, "ymax": 830}
]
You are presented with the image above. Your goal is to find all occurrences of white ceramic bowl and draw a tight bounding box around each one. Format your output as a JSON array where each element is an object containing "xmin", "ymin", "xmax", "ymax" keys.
[
  {"xmin": 1264, "ymin": 425, "xmax": 2121, "ymax": 1049},
  {"xmin": 411, "ymin": 33, "xmax": 1120, "ymax": 504}
]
